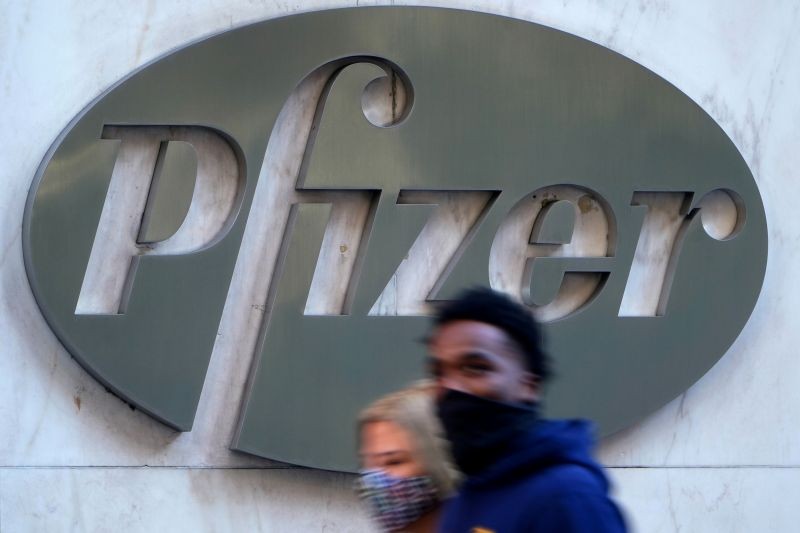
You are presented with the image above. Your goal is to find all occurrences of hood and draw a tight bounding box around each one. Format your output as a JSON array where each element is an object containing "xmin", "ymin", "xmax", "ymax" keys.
[{"xmin": 462, "ymin": 419, "xmax": 609, "ymax": 491}]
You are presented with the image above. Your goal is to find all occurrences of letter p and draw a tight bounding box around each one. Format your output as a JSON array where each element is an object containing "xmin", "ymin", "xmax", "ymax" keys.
[{"xmin": 76, "ymin": 126, "xmax": 242, "ymax": 314}]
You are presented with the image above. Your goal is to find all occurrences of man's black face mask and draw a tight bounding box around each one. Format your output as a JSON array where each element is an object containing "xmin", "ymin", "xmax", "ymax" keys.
[{"xmin": 436, "ymin": 388, "xmax": 538, "ymax": 476}]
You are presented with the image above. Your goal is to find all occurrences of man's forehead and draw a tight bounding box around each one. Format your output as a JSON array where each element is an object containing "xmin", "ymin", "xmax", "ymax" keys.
[{"xmin": 428, "ymin": 320, "xmax": 518, "ymax": 353}]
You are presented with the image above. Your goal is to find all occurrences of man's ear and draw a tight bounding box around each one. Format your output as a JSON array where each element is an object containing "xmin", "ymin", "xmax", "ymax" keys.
[{"xmin": 520, "ymin": 372, "xmax": 541, "ymax": 403}]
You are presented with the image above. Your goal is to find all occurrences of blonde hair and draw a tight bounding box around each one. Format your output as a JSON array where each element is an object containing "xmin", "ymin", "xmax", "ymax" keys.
[{"xmin": 358, "ymin": 380, "xmax": 459, "ymax": 497}]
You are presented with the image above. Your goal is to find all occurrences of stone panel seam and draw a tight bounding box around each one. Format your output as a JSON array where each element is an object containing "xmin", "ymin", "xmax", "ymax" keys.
[
  {"xmin": 2, "ymin": 465, "xmax": 800, "ymax": 470},
  {"xmin": 0, "ymin": 465, "xmax": 306, "ymax": 470},
  {"xmin": 607, "ymin": 465, "xmax": 800, "ymax": 469}
]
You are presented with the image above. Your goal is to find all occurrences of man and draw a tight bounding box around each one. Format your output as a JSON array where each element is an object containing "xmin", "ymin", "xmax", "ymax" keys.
[{"xmin": 426, "ymin": 287, "xmax": 626, "ymax": 532}]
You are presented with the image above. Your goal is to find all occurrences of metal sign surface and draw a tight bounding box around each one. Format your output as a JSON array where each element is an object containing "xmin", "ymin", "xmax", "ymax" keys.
[{"xmin": 24, "ymin": 7, "xmax": 767, "ymax": 471}]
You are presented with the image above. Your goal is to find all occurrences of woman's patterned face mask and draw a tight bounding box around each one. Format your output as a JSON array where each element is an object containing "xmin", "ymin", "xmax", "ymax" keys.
[{"xmin": 355, "ymin": 469, "xmax": 440, "ymax": 531}]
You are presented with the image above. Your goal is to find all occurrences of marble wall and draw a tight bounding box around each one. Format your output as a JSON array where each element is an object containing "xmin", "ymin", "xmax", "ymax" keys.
[{"xmin": 2, "ymin": 1, "xmax": 798, "ymax": 531}]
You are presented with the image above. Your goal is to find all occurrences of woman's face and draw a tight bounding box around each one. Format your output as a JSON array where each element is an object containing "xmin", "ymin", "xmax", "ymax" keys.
[{"xmin": 360, "ymin": 420, "xmax": 427, "ymax": 478}]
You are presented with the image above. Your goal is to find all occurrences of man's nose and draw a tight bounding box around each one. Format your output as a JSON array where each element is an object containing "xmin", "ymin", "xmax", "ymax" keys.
[{"xmin": 435, "ymin": 375, "xmax": 467, "ymax": 400}]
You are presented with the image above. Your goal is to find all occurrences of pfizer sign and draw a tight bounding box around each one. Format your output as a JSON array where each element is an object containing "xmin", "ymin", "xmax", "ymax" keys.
[{"xmin": 24, "ymin": 7, "xmax": 767, "ymax": 471}]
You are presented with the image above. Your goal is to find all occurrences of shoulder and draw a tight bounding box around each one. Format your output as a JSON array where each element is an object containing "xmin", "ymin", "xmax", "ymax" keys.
[
  {"xmin": 517, "ymin": 466, "xmax": 627, "ymax": 532},
  {"xmin": 492, "ymin": 458, "xmax": 610, "ymax": 505},
  {"xmin": 469, "ymin": 463, "xmax": 612, "ymax": 511},
  {"xmin": 532, "ymin": 463, "xmax": 607, "ymax": 495},
  {"xmin": 441, "ymin": 468, "xmax": 626, "ymax": 533}
]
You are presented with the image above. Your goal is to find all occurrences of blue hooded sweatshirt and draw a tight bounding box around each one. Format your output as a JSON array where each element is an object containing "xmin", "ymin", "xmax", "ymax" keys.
[{"xmin": 438, "ymin": 419, "xmax": 626, "ymax": 533}]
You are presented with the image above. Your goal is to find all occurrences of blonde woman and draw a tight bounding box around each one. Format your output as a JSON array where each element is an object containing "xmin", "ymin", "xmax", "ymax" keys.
[{"xmin": 356, "ymin": 381, "xmax": 459, "ymax": 533}]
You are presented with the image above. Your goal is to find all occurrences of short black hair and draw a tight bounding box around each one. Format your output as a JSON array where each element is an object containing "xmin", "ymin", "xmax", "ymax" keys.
[{"xmin": 430, "ymin": 287, "xmax": 552, "ymax": 382}]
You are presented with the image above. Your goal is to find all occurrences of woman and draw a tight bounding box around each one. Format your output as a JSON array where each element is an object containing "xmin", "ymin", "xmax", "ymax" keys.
[{"xmin": 356, "ymin": 381, "xmax": 459, "ymax": 532}]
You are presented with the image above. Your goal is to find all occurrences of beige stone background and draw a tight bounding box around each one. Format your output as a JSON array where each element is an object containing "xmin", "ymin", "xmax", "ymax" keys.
[{"xmin": 1, "ymin": 1, "xmax": 799, "ymax": 531}]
